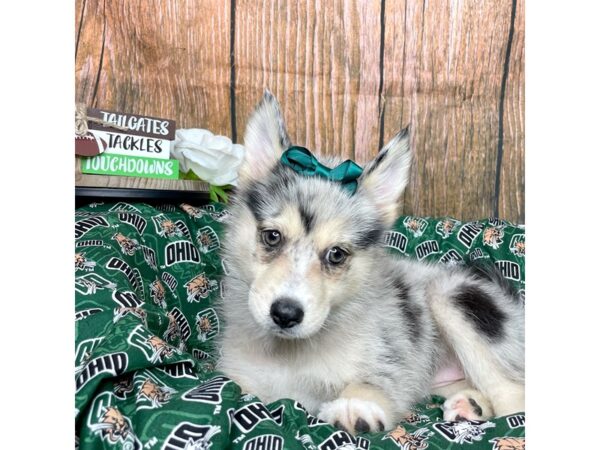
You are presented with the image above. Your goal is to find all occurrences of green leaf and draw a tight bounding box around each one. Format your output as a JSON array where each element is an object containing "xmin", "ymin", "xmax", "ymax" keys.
[
  {"xmin": 178, "ymin": 169, "xmax": 233, "ymax": 203},
  {"xmin": 208, "ymin": 185, "xmax": 219, "ymax": 203},
  {"xmin": 181, "ymin": 170, "xmax": 201, "ymax": 181},
  {"xmin": 208, "ymin": 185, "xmax": 231, "ymax": 204}
]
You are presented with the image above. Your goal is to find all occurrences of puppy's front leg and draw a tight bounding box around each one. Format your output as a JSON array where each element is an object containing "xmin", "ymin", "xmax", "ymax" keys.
[{"xmin": 318, "ymin": 383, "xmax": 396, "ymax": 434}]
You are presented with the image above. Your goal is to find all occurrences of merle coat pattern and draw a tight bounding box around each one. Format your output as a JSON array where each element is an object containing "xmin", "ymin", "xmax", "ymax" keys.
[{"xmin": 216, "ymin": 92, "xmax": 524, "ymax": 434}]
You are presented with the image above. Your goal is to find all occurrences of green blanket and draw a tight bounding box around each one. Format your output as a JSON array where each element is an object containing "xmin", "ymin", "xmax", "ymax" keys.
[{"xmin": 75, "ymin": 202, "xmax": 525, "ymax": 450}]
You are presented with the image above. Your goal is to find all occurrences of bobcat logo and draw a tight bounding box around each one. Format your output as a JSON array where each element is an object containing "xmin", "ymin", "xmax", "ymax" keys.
[
  {"xmin": 403, "ymin": 217, "xmax": 428, "ymax": 237},
  {"xmin": 198, "ymin": 231, "xmax": 211, "ymax": 247},
  {"xmin": 87, "ymin": 393, "xmax": 141, "ymax": 449},
  {"xmin": 196, "ymin": 316, "xmax": 212, "ymax": 342},
  {"xmin": 196, "ymin": 227, "xmax": 220, "ymax": 253},
  {"xmin": 194, "ymin": 309, "xmax": 219, "ymax": 342},
  {"xmin": 164, "ymin": 312, "xmax": 181, "ymax": 342},
  {"xmin": 139, "ymin": 378, "xmax": 175, "ymax": 408},
  {"xmin": 185, "ymin": 273, "xmax": 218, "ymax": 303},
  {"xmin": 128, "ymin": 325, "xmax": 181, "ymax": 364},
  {"xmin": 385, "ymin": 425, "xmax": 433, "ymax": 450},
  {"xmin": 435, "ymin": 219, "xmax": 461, "ymax": 239},
  {"xmin": 489, "ymin": 436, "xmax": 525, "ymax": 450},
  {"xmin": 112, "ymin": 232, "xmax": 140, "ymax": 256},
  {"xmin": 483, "ymin": 227, "xmax": 505, "ymax": 250},
  {"xmin": 197, "ymin": 316, "xmax": 212, "ymax": 342},
  {"xmin": 512, "ymin": 241, "xmax": 525, "ymax": 256},
  {"xmin": 113, "ymin": 307, "xmax": 147, "ymax": 325},
  {"xmin": 403, "ymin": 413, "xmax": 431, "ymax": 425},
  {"xmin": 150, "ymin": 279, "xmax": 167, "ymax": 309},
  {"xmin": 157, "ymin": 218, "xmax": 182, "ymax": 238},
  {"xmin": 75, "ymin": 252, "xmax": 96, "ymax": 271},
  {"xmin": 181, "ymin": 203, "xmax": 204, "ymax": 218},
  {"xmin": 91, "ymin": 406, "xmax": 131, "ymax": 443},
  {"xmin": 509, "ymin": 234, "xmax": 525, "ymax": 257},
  {"xmin": 148, "ymin": 336, "xmax": 175, "ymax": 363}
]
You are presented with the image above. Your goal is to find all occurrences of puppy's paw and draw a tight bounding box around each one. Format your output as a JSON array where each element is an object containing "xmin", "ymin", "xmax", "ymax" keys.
[
  {"xmin": 443, "ymin": 389, "xmax": 493, "ymax": 421},
  {"xmin": 318, "ymin": 398, "xmax": 389, "ymax": 435}
]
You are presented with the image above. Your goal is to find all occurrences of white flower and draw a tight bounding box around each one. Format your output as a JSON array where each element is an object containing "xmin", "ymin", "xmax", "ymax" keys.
[{"xmin": 171, "ymin": 128, "xmax": 245, "ymax": 186}]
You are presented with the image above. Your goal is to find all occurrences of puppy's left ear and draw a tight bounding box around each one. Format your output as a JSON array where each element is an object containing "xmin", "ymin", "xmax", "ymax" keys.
[
  {"xmin": 358, "ymin": 128, "xmax": 412, "ymax": 227},
  {"xmin": 239, "ymin": 90, "xmax": 291, "ymax": 185}
]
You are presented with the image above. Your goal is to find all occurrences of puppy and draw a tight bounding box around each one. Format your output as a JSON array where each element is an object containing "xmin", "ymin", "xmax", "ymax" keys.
[{"xmin": 216, "ymin": 92, "xmax": 524, "ymax": 434}]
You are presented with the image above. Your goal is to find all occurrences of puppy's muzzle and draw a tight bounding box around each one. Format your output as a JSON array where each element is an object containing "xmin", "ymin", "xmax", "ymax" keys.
[{"xmin": 270, "ymin": 298, "xmax": 304, "ymax": 329}]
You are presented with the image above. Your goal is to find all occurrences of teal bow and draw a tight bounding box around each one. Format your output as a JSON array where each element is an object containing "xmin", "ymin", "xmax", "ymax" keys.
[{"xmin": 280, "ymin": 146, "xmax": 363, "ymax": 195}]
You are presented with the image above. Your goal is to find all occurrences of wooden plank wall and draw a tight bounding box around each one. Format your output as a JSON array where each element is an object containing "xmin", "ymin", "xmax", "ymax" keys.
[{"xmin": 76, "ymin": 0, "xmax": 524, "ymax": 223}]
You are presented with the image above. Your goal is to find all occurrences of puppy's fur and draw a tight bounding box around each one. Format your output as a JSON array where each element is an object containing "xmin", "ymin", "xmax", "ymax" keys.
[{"xmin": 217, "ymin": 92, "xmax": 524, "ymax": 434}]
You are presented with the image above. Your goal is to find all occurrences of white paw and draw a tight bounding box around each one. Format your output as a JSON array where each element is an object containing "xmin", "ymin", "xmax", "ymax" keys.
[
  {"xmin": 318, "ymin": 398, "xmax": 389, "ymax": 435},
  {"xmin": 443, "ymin": 390, "xmax": 492, "ymax": 421}
]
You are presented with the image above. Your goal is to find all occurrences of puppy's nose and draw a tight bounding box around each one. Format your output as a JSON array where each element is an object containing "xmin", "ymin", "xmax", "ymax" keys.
[{"xmin": 270, "ymin": 298, "xmax": 304, "ymax": 329}]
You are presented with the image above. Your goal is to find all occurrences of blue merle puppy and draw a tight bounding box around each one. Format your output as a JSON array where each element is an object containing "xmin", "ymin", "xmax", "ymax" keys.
[{"xmin": 216, "ymin": 92, "xmax": 524, "ymax": 435}]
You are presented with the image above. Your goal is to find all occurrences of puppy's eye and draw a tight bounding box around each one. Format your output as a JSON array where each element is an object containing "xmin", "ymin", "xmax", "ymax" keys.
[
  {"xmin": 326, "ymin": 246, "xmax": 348, "ymax": 265},
  {"xmin": 261, "ymin": 229, "xmax": 282, "ymax": 247}
]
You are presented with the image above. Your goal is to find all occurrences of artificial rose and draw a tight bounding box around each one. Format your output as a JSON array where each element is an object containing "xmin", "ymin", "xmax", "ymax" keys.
[{"xmin": 171, "ymin": 128, "xmax": 245, "ymax": 186}]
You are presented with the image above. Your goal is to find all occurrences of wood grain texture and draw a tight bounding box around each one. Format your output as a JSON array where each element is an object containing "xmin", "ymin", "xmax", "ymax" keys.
[
  {"xmin": 75, "ymin": 0, "xmax": 231, "ymax": 134},
  {"xmin": 76, "ymin": 0, "xmax": 105, "ymax": 103},
  {"xmin": 75, "ymin": 0, "xmax": 525, "ymax": 223},
  {"xmin": 233, "ymin": 0, "xmax": 383, "ymax": 163},
  {"xmin": 497, "ymin": 0, "xmax": 524, "ymax": 223},
  {"xmin": 382, "ymin": 0, "xmax": 521, "ymax": 222}
]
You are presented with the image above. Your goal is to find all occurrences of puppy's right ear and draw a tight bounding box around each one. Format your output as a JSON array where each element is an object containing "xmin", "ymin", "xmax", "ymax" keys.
[{"xmin": 239, "ymin": 90, "xmax": 291, "ymax": 184}]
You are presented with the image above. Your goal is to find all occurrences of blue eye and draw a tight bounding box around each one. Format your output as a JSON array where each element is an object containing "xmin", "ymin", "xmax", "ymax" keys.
[
  {"xmin": 326, "ymin": 247, "xmax": 347, "ymax": 265},
  {"xmin": 262, "ymin": 230, "xmax": 282, "ymax": 247}
]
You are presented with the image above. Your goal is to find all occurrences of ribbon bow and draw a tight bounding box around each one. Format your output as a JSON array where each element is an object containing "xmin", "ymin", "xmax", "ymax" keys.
[{"xmin": 280, "ymin": 146, "xmax": 363, "ymax": 195}]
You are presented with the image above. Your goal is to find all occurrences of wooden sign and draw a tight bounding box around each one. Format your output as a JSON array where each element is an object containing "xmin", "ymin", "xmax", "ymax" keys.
[
  {"xmin": 76, "ymin": 107, "xmax": 175, "ymax": 158},
  {"xmin": 77, "ymin": 107, "xmax": 179, "ymax": 179},
  {"xmin": 81, "ymin": 153, "xmax": 179, "ymax": 180}
]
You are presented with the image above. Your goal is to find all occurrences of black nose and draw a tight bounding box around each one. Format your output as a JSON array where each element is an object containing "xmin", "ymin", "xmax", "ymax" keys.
[{"xmin": 270, "ymin": 298, "xmax": 304, "ymax": 329}]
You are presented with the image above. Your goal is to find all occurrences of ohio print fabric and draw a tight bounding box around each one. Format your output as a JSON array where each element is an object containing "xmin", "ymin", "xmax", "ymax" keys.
[{"xmin": 75, "ymin": 202, "xmax": 525, "ymax": 450}]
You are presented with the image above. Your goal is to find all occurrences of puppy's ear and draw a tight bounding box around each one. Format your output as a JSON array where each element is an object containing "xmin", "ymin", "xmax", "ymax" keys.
[
  {"xmin": 358, "ymin": 127, "xmax": 412, "ymax": 227},
  {"xmin": 239, "ymin": 90, "xmax": 291, "ymax": 184}
]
